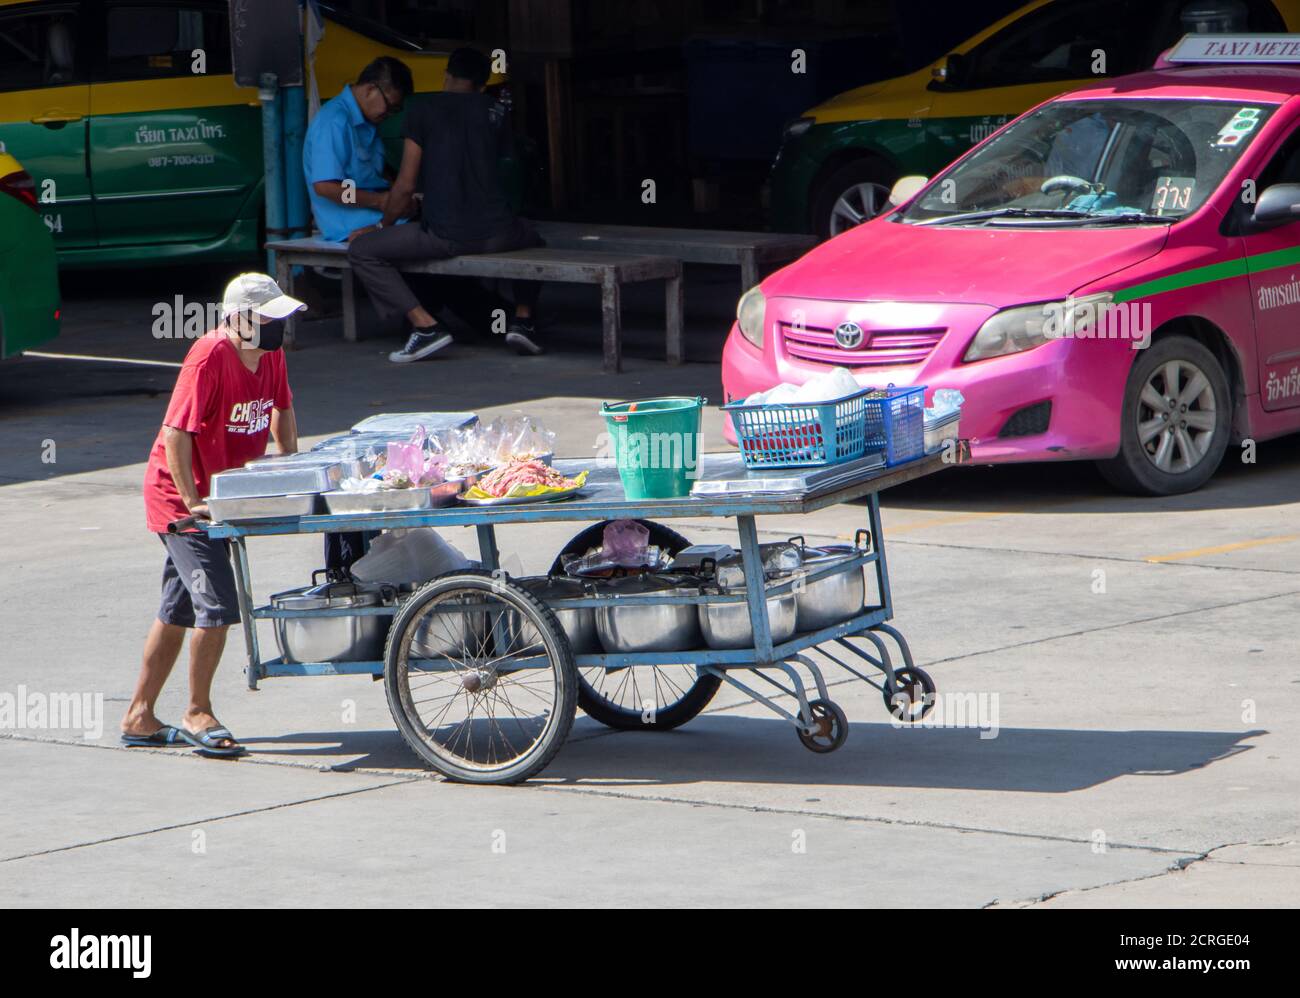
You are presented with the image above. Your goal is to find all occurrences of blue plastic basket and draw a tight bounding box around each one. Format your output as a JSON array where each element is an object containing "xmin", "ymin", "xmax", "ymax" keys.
[
  {"xmin": 864, "ymin": 385, "xmax": 926, "ymax": 466},
  {"xmin": 723, "ymin": 387, "xmax": 871, "ymax": 469}
]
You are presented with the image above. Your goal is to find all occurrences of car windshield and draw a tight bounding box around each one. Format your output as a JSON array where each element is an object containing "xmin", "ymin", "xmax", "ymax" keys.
[{"xmin": 899, "ymin": 98, "xmax": 1278, "ymax": 225}]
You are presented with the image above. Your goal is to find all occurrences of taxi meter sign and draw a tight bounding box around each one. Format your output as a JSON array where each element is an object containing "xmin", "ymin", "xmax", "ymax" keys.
[{"xmin": 1166, "ymin": 33, "xmax": 1300, "ymax": 63}]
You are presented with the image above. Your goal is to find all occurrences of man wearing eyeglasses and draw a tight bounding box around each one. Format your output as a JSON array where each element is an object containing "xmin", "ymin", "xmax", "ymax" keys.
[{"xmin": 304, "ymin": 56, "xmax": 414, "ymax": 242}]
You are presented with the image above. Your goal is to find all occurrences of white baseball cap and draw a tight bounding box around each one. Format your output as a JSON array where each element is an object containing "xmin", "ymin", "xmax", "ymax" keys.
[{"xmin": 220, "ymin": 272, "xmax": 307, "ymax": 320}]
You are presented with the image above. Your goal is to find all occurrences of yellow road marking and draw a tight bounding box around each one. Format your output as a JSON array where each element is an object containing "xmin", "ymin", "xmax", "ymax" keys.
[{"xmin": 1145, "ymin": 535, "xmax": 1300, "ymax": 563}]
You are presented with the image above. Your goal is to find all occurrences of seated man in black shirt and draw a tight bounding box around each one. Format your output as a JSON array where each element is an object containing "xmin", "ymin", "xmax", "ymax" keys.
[{"xmin": 348, "ymin": 47, "xmax": 544, "ymax": 361}]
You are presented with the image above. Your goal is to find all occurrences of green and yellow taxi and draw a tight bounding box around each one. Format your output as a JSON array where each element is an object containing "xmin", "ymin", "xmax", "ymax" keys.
[
  {"xmin": 0, "ymin": 0, "xmax": 473, "ymax": 268},
  {"xmin": 771, "ymin": 0, "xmax": 1300, "ymax": 236},
  {"xmin": 0, "ymin": 145, "xmax": 60, "ymax": 359}
]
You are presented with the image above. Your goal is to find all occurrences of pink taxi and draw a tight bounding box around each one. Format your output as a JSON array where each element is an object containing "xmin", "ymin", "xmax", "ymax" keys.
[{"xmin": 723, "ymin": 36, "xmax": 1300, "ymax": 494}]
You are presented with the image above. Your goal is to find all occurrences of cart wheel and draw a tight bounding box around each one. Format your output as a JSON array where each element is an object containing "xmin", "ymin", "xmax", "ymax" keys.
[
  {"xmin": 797, "ymin": 698, "xmax": 848, "ymax": 753},
  {"xmin": 550, "ymin": 519, "xmax": 721, "ymax": 730},
  {"xmin": 884, "ymin": 667, "xmax": 935, "ymax": 723},
  {"xmin": 384, "ymin": 569, "xmax": 577, "ymax": 784},
  {"xmin": 578, "ymin": 664, "xmax": 722, "ymax": 731}
]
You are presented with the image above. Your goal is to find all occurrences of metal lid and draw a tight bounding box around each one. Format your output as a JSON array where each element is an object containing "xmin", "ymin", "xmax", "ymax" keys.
[
  {"xmin": 520, "ymin": 576, "xmax": 587, "ymax": 600},
  {"xmin": 271, "ymin": 580, "xmax": 384, "ymax": 611},
  {"xmin": 598, "ymin": 573, "xmax": 699, "ymax": 596}
]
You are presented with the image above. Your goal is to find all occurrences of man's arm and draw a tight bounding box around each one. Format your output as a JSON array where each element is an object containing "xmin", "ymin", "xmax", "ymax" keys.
[
  {"xmin": 271, "ymin": 405, "xmax": 298, "ymax": 455},
  {"xmin": 312, "ymin": 180, "xmax": 389, "ymax": 212},
  {"xmin": 381, "ymin": 138, "xmax": 423, "ymax": 227},
  {"xmin": 163, "ymin": 426, "xmax": 206, "ymax": 517}
]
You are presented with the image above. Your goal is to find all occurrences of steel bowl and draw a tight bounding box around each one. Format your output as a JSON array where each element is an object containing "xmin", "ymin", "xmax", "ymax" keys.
[
  {"xmin": 519, "ymin": 577, "xmax": 600, "ymax": 654},
  {"xmin": 409, "ymin": 593, "xmax": 491, "ymax": 659},
  {"xmin": 698, "ymin": 588, "xmax": 798, "ymax": 650},
  {"xmin": 270, "ymin": 577, "xmax": 391, "ymax": 664},
  {"xmin": 793, "ymin": 545, "xmax": 866, "ymax": 631},
  {"xmin": 594, "ymin": 575, "xmax": 702, "ymax": 653}
]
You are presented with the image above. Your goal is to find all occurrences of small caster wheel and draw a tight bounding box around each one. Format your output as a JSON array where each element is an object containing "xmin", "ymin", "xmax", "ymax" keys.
[
  {"xmin": 798, "ymin": 698, "xmax": 848, "ymax": 753},
  {"xmin": 884, "ymin": 667, "xmax": 935, "ymax": 723}
]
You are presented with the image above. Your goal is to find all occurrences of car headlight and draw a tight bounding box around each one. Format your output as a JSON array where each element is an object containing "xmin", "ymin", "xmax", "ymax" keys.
[
  {"xmin": 736, "ymin": 286, "xmax": 766, "ymax": 349},
  {"xmin": 963, "ymin": 292, "xmax": 1113, "ymax": 362},
  {"xmin": 783, "ymin": 116, "xmax": 815, "ymax": 141}
]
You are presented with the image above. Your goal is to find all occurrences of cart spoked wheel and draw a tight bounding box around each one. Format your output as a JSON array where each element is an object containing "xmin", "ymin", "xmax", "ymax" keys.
[
  {"xmin": 797, "ymin": 698, "xmax": 848, "ymax": 753},
  {"xmin": 884, "ymin": 666, "xmax": 936, "ymax": 723},
  {"xmin": 550, "ymin": 519, "xmax": 722, "ymax": 731},
  {"xmin": 384, "ymin": 569, "xmax": 577, "ymax": 784}
]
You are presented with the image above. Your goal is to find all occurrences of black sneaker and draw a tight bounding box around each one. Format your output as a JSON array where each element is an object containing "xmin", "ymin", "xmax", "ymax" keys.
[
  {"xmin": 389, "ymin": 328, "xmax": 453, "ymax": 363},
  {"xmin": 504, "ymin": 320, "xmax": 543, "ymax": 356}
]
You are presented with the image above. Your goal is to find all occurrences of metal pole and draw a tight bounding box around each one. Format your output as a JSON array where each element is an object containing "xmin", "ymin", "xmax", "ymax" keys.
[
  {"xmin": 259, "ymin": 72, "xmax": 285, "ymax": 274},
  {"xmin": 281, "ymin": 82, "xmax": 309, "ymax": 241}
]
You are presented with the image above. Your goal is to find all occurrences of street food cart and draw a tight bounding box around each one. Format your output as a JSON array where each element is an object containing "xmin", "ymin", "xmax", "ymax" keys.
[{"xmin": 200, "ymin": 447, "xmax": 961, "ymax": 784}]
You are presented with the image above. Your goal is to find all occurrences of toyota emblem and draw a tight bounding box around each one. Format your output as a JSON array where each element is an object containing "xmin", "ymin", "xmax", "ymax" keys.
[{"xmin": 834, "ymin": 321, "xmax": 865, "ymax": 349}]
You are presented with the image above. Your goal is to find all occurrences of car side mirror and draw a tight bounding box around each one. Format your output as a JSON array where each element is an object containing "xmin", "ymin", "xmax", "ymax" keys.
[
  {"xmin": 931, "ymin": 52, "xmax": 967, "ymax": 87},
  {"xmin": 1252, "ymin": 183, "xmax": 1300, "ymax": 229},
  {"xmin": 889, "ymin": 175, "xmax": 929, "ymax": 207}
]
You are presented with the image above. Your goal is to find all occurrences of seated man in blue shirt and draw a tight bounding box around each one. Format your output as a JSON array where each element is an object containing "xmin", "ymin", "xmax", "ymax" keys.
[{"xmin": 304, "ymin": 56, "xmax": 413, "ymax": 242}]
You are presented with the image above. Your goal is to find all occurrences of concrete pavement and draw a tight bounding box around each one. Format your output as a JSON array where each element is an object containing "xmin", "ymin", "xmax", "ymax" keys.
[{"xmin": 1, "ymin": 268, "xmax": 1297, "ymax": 907}]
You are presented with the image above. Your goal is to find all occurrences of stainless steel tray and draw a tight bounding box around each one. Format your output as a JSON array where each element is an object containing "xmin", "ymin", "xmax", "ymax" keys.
[
  {"xmin": 323, "ymin": 487, "xmax": 434, "ymax": 514},
  {"xmin": 350, "ymin": 412, "xmax": 478, "ymax": 435},
  {"xmin": 206, "ymin": 493, "xmax": 320, "ymax": 521},
  {"xmin": 689, "ymin": 451, "xmax": 885, "ymax": 497},
  {"xmin": 210, "ymin": 460, "xmax": 345, "ymax": 498}
]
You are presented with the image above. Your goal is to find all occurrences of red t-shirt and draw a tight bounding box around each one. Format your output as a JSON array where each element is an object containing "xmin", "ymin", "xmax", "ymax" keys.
[{"xmin": 143, "ymin": 332, "xmax": 292, "ymax": 532}]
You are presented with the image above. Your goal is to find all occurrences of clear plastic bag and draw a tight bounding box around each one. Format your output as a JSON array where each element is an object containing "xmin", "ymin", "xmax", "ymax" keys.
[{"xmin": 350, "ymin": 528, "xmax": 471, "ymax": 585}]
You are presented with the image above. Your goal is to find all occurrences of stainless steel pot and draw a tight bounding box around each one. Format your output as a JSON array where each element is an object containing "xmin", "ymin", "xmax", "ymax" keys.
[
  {"xmin": 790, "ymin": 531, "xmax": 869, "ymax": 631},
  {"xmin": 270, "ymin": 573, "xmax": 393, "ymax": 664},
  {"xmin": 711, "ymin": 542, "xmax": 802, "ymax": 589},
  {"xmin": 698, "ymin": 586, "xmax": 797, "ymax": 650},
  {"xmin": 594, "ymin": 574, "xmax": 702, "ymax": 653},
  {"xmin": 519, "ymin": 577, "xmax": 600, "ymax": 654},
  {"xmin": 409, "ymin": 591, "xmax": 490, "ymax": 659}
]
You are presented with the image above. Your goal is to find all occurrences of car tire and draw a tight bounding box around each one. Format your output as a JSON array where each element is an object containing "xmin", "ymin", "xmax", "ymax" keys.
[
  {"xmin": 1096, "ymin": 335, "xmax": 1231, "ymax": 496},
  {"xmin": 811, "ymin": 158, "xmax": 896, "ymax": 238}
]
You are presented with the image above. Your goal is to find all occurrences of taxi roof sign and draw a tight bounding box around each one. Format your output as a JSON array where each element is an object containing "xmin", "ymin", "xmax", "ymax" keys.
[{"xmin": 1166, "ymin": 33, "xmax": 1300, "ymax": 63}]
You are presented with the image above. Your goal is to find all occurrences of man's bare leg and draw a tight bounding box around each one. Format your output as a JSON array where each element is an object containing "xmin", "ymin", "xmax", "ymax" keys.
[
  {"xmin": 122, "ymin": 619, "xmax": 186, "ymax": 737},
  {"xmin": 406, "ymin": 305, "xmax": 438, "ymax": 328},
  {"xmin": 181, "ymin": 624, "xmax": 238, "ymax": 750}
]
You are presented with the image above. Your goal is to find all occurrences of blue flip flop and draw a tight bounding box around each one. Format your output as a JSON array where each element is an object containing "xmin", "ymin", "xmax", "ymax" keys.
[
  {"xmin": 179, "ymin": 724, "xmax": 247, "ymax": 758},
  {"xmin": 120, "ymin": 724, "xmax": 187, "ymax": 748}
]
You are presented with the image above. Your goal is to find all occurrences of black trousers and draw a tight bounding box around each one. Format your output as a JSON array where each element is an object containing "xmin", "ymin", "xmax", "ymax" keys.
[{"xmin": 347, "ymin": 217, "xmax": 544, "ymax": 322}]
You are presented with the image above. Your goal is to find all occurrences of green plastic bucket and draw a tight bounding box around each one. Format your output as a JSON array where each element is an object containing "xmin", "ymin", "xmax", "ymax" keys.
[{"xmin": 602, "ymin": 396, "xmax": 705, "ymax": 499}]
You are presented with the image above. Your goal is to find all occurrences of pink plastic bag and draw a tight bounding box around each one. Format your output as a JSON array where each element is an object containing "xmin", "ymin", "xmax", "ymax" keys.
[
  {"xmin": 384, "ymin": 426, "xmax": 446, "ymax": 487},
  {"xmin": 602, "ymin": 519, "xmax": 650, "ymax": 566}
]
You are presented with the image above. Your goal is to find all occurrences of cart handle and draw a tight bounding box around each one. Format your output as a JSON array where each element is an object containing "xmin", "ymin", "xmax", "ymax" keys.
[
  {"xmin": 167, "ymin": 514, "xmax": 207, "ymax": 534},
  {"xmin": 788, "ymin": 529, "xmax": 871, "ymax": 550}
]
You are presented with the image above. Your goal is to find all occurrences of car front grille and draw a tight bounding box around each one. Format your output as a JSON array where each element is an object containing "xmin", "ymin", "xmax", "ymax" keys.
[{"xmin": 779, "ymin": 322, "xmax": 945, "ymax": 367}]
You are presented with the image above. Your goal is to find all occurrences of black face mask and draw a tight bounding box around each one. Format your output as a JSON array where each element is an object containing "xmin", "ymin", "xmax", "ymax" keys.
[{"xmin": 239, "ymin": 317, "xmax": 285, "ymax": 352}]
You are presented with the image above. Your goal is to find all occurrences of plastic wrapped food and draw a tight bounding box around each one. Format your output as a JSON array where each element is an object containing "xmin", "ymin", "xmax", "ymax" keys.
[{"xmin": 384, "ymin": 426, "xmax": 448, "ymax": 488}]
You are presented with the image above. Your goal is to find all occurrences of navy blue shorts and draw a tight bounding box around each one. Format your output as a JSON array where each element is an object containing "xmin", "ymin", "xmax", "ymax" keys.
[{"xmin": 157, "ymin": 532, "xmax": 241, "ymax": 628}]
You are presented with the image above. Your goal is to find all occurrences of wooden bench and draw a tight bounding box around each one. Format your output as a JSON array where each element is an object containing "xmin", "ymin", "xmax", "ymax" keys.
[
  {"xmin": 266, "ymin": 237, "xmax": 683, "ymax": 373},
  {"xmin": 533, "ymin": 222, "xmax": 817, "ymax": 292}
]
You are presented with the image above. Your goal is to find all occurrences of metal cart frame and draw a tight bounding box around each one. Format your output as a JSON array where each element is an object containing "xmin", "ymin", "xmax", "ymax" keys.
[{"xmin": 204, "ymin": 450, "xmax": 959, "ymax": 780}]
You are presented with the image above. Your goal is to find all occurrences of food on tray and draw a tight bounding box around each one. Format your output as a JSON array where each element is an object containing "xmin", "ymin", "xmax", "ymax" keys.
[
  {"xmin": 464, "ymin": 460, "xmax": 587, "ymax": 500},
  {"xmin": 442, "ymin": 415, "xmax": 557, "ymax": 470},
  {"xmin": 449, "ymin": 462, "xmax": 493, "ymax": 479},
  {"xmin": 380, "ymin": 467, "xmax": 415, "ymax": 489}
]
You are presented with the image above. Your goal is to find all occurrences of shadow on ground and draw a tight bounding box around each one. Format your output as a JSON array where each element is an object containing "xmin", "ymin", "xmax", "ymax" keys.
[{"xmin": 236, "ymin": 719, "xmax": 1263, "ymax": 793}]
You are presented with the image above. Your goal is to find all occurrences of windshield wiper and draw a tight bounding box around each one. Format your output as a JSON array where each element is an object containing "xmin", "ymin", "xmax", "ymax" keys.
[
  {"xmin": 1070, "ymin": 211, "xmax": 1175, "ymax": 225},
  {"xmin": 914, "ymin": 207, "xmax": 1093, "ymax": 226}
]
